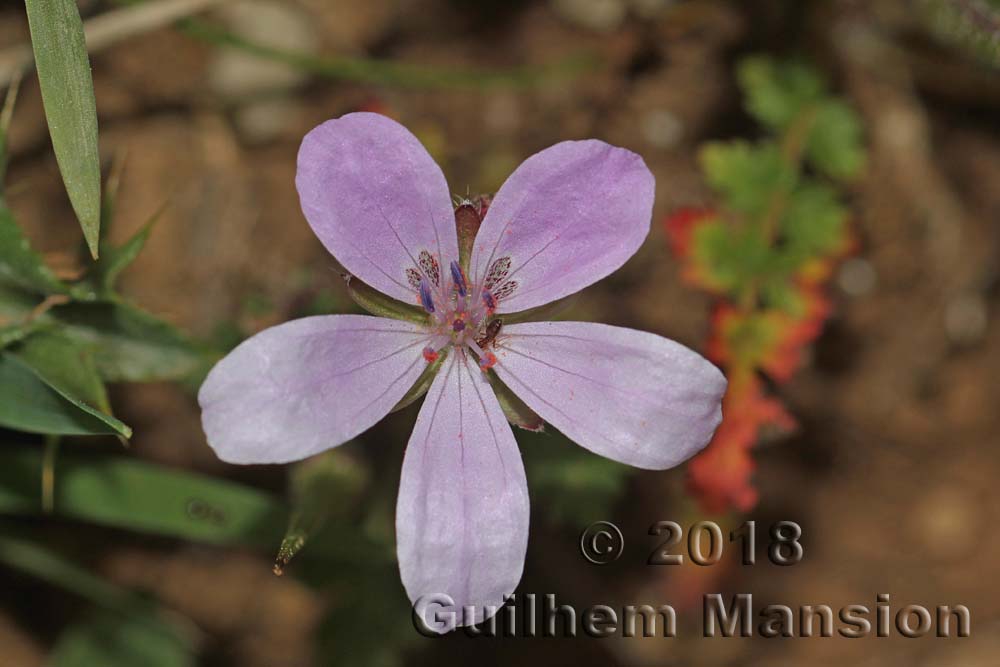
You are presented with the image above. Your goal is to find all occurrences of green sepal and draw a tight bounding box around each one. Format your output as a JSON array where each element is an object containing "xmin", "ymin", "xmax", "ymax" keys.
[
  {"xmin": 499, "ymin": 294, "xmax": 577, "ymax": 325},
  {"xmin": 390, "ymin": 349, "xmax": 446, "ymax": 413},
  {"xmin": 454, "ymin": 200, "xmax": 482, "ymax": 276},
  {"xmin": 344, "ymin": 275, "xmax": 427, "ymax": 324},
  {"xmin": 486, "ymin": 369, "xmax": 544, "ymax": 432},
  {"xmin": 274, "ymin": 449, "xmax": 368, "ymax": 575}
]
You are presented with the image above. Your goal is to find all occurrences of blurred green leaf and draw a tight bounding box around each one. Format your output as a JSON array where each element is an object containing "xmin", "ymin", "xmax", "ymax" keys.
[
  {"xmin": 700, "ymin": 142, "xmax": 797, "ymax": 218},
  {"xmin": 0, "ymin": 321, "xmax": 39, "ymax": 349},
  {"xmin": 24, "ymin": 0, "xmax": 102, "ymax": 259},
  {"xmin": 0, "ymin": 352, "xmax": 124, "ymax": 436},
  {"xmin": 690, "ymin": 219, "xmax": 773, "ymax": 296},
  {"xmin": 52, "ymin": 608, "xmax": 195, "ymax": 667},
  {"xmin": 0, "ymin": 532, "xmax": 197, "ymax": 667},
  {"xmin": 51, "ymin": 299, "xmax": 207, "ymax": 382},
  {"xmin": 0, "ymin": 447, "xmax": 286, "ymax": 545},
  {"xmin": 919, "ymin": 0, "xmax": 1000, "ymax": 67},
  {"xmin": 780, "ymin": 182, "xmax": 849, "ymax": 261},
  {"xmin": 8, "ymin": 330, "xmax": 129, "ymax": 437},
  {"xmin": 738, "ymin": 56, "xmax": 824, "ymax": 130},
  {"xmin": 274, "ymin": 449, "xmax": 368, "ymax": 574},
  {"xmin": 0, "ymin": 203, "xmax": 70, "ymax": 294},
  {"xmin": 806, "ymin": 100, "xmax": 865, "ymax": 180},
  {"xmin": 0, "ymin": 530, "xmax": 133, "ymax": 607},
  {"xmin": 316, "ymin": 567, "xmax": 415, "ymax": 667},
  {"xmin": 518, "ymin": 428, "xmax": 631, "ymax": 526}
]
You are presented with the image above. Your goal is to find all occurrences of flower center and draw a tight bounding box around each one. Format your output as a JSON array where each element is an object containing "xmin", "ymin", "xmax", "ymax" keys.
[{"xmin": 419, "ymin": 260, "xmax": 501, "ymax": 371}]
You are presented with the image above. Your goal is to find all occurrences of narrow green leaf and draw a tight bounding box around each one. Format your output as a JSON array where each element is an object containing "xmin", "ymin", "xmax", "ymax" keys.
[
  {"xmin": 344, "ymin": 274, "xmax": 427, "ymax": 323},
  {"xmin": 0, "ymin": 447, "xmax": 286, "ymax": 545},
  {"xmin": 0, "ymin": 352, "xmax": 123, "ymax": 435},
  {"xmin": 93, "ymin": 203, "xmax": 164, "ymax": 293},
  {"xmin": 100, "ymin": 217, "xmax": 156, "ymax": 291},
  {"xmin": 179, "ymin": 17, "xmax": 597, "ymax": 90},
  {"xmin": 50, "ymin": 299, "xmax": 207, "ymax": 382},
  {"xmin": 274, "ymin": 450, "xmax": 368, "ymax": 574},
  {"xmin": 24, "ymin": 0, "xmax": 102, "ymax": 258},
  {"xmin": 12, "ymin": 330, "xmax": 121, "ymax": 424},
  {"xmin": 0, "ymin": 203, "xmax": 70, "ymax": 294}
]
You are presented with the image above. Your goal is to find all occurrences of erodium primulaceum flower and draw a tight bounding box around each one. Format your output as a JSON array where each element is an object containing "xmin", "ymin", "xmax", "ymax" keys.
[{"xmin": 198, "ymin": 112, "xmax": 726, "ymax": 630}]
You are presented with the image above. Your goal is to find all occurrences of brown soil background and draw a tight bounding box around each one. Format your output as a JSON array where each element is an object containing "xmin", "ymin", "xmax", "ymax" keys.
[{"xmin": 1, "ymin": 0, "xmax": 999, "ymax": 665}]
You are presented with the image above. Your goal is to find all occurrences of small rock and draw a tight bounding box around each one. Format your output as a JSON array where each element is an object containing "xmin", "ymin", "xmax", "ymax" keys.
[
  {"xmin": 838, "ymin": 257, "xmax": 878, "ymax": 297},
  {"xmin": 208, "ymin": 0, "xmax": 319, "ymax": 102},
  {"xmin": 552, "ymin": 0, "xmax": 628, "ymax": 32},
  {"xmin": 944, "ymin": 291, "xmax": 988, "ymax": 345},
  {"xmin": 640, "ymin": 109, "xmax": 683, "ymax": 148}
]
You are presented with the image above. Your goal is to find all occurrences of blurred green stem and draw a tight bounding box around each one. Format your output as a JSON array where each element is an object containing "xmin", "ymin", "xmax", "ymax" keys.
[
  {"xmin": 42, "ymin": 434, "xmax": 61, "ymax": 513},
  {"xmin": 177, "ymin": 18, "xmax": 598, "ymax": 90}
]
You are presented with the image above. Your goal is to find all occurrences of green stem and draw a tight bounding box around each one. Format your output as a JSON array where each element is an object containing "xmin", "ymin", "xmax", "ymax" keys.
[
  {"xmin": 178, "ymin": 18, "xmax": 598, "ymax": 90},
  {"xmin": 41, "ymin": 434, "xmax": 60, "ymax": 513}
]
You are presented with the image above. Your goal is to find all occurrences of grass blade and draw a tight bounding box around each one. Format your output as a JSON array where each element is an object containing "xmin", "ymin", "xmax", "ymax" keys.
[{"xmin": 24, "ymin": 0, "xmax": 102, "ymax": 258}]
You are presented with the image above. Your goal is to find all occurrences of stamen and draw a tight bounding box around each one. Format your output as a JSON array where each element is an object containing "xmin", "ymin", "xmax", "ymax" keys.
[
  {"xmin": 422, "ymin": 346, "xmax": 440, "ymax": 363},
  {"xmin": 418, "ymin": 277, "xmax": 436, "ymax": 314},
  {"xmin": 450, "ymin": 260, "xmax": 468, "ymax": 298},
  {"xmin": 481, "ymin": 289, "xmax": 497, "ymax": 313},
  {"xmin": 452, "ymin": 318, "xmax": 466, "ymax": 332},
  {"xmin": 478, "ymin": 351, "xmax": 497, "ymax": 372}
]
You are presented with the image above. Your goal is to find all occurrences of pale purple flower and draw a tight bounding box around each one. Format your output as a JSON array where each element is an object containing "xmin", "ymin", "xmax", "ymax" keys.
[{"xmin": 198, "ymin": 112, "xmax": 725, "ymax": 630}]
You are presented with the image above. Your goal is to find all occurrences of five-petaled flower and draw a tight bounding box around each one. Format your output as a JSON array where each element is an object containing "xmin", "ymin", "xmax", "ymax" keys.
[{"xmin": 198, "ymin": 112, "xmax": 726, "ymax": 631}]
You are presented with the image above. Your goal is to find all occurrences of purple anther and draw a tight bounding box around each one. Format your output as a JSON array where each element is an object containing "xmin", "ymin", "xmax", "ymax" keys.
[
  {"xmin": 482, "ymin": 289, "xmax": 497, "ymax": 312},
  {"xmin": 450, "ymin": 260, "xmax": 468, "ymax": 298},
  {"xmin": 419, "ymin": 277, "xmax": 435, "ymax": 313}
]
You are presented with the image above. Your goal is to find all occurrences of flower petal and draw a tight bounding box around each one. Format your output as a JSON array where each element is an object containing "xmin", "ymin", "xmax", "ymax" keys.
[
  {"xmin": 470, "ymin": 140, "xmax": 654, "ymax": 313},
  {"xmin": 492, "ymin": 321, "xmax": 726, "ymax": 470},
  {"xmin": 199, "ymin": 315, "xmax": 429, "ymax": 464},
  {"xmin": 397, "ymin": 353, "xmax": 529, "ymax": 632},
  {"xmin": 296, "ymin": 112, "xmax": 459, "ymax": 303}
]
